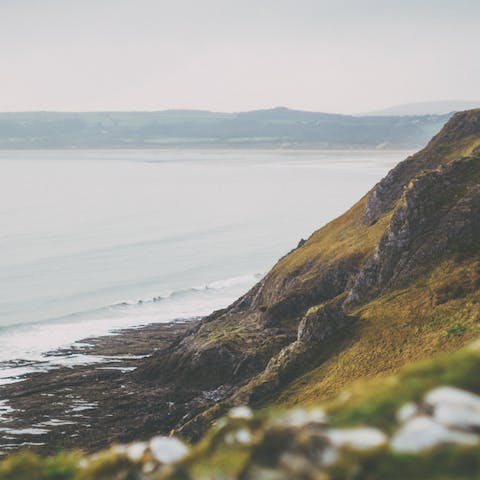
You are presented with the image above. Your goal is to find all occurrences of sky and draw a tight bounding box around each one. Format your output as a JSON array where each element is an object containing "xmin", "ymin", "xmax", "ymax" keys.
[{"xmin": 1, "ymin": 0, "xmax": 479, "ymax": 113}]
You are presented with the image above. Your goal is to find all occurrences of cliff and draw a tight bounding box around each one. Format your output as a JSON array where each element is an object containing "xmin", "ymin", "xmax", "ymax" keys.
[{"xmin": 133, "ymin": 109, "xmax": 480, "ymax": 439}]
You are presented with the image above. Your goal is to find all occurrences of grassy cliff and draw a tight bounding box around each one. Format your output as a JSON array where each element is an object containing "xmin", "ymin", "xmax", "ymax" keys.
[{"xmin": 140, "ymin": 109, "xmax": 480, "ymax": 440}]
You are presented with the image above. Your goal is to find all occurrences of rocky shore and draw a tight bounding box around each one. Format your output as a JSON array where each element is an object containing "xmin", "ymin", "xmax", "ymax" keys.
[
  {"xmin": 0, "ymin": 320, "xmax": 201, "ymax": 456},
  {"xmin": 3, "ymin": 340, "xmax": 480, "ymax": 480}
]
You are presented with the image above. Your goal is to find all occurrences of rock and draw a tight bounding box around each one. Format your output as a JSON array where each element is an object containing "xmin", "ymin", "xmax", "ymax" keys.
[
  {"xmin": 424, "ymin": 386, "xmax": 480, "ymax": 430},
  {"xmin": 297, "ymin": 303, "xmax": 353, "ymax": 343},
  {"xmin": 347, "ymin": 156, "xmax": 480, "ymax": 308},
  {"xmin": 326, "ymin": 427, "xmax": 387, "ymax": 450},
  {"xmin": 319, "ymin": 446, "xmax": 340, "ymax": 467},
  {"xmin": 364, "ymin": 110, "xmax": 480, "ymax": 225},
  {"xmin": 149, "ymin": 436, "xmax": 189, "ymax": 464},
  {"xmin": 235, "ymin": 428, "xmax": 252, "ymax": 444},
  {"xmin": 126, "ymin": 441, "xmax": 148, "ymax": 462},
  {"xmin": 229, "ymin": 406, "xmax": 253, "ymax": 420},
  {"xmin": 390, "ymin": 416, "xmax": 479, "ymax": 453},
  {"xmin": 225, "ymin": 428, "xmax": 252, "ymax": 445},
  {"xmin": 396, "ymin": 402, "xmax": 418, "ymax": 423}
]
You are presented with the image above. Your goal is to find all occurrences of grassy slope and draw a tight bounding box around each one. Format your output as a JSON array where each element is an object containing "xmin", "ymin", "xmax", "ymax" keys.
[
  {"xmin": 268, "ymin": 197, "xmax": 391, "ymax": 286},
  {"xmin": 257, "ymin": 113, "xmax": 480, "ymax": 408},
  {"xmin": 190, "ymin": 198, "xmax": 394, "ymax": 379},
  {"xmin": 272, "ymin": 258, "xmax": 480, "ymax": 408}
]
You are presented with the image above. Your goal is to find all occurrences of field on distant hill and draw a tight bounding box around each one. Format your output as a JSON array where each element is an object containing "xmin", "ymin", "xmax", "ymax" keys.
[{"xmin": 0, "ymin": 108, "xmax": 448, "ymax": 149}]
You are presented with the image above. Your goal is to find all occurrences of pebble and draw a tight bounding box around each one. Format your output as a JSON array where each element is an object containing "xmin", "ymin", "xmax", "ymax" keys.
[
  {"xmin": 424, "ymin": 386, "xmax": 480, "ymax": 430},
  {"xmin": 126, "ymin": 441, "xmax": 148, "ymax": 462},
  {"xmin": 235, "ymin": 428, "xmax": 252, "ymax": 444},
  {"xmin": 225, "ymin": 428, "xmax": 252, "ymax": 445},
  {"xmin": 396, "ymin": 402, "xmax": 418, "ymax": 423},
  {"xmin": 149, "ymin": 436, "xmax": 189, "ymax": 464},
  {"xmin": 229, "ymin": 406, "xmax": 254, "ymax": 420}
]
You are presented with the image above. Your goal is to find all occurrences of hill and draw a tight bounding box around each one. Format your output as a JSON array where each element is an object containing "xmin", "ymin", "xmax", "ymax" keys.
[{"xmin": 0, "ymin": 108, "xmax": 448, "ymax": 149}]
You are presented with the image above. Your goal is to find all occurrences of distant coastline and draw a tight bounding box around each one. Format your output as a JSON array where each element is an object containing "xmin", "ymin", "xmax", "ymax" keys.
[{"xmin": 0, "ymin": 107, "xmax": 449, "ymax": 150}]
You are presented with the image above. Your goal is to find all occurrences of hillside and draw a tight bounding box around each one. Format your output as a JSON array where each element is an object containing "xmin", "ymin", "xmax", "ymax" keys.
[
  {"xmin": 0, "ymin": 108, "xmax": 447, "ymax": 149},
  {"xmin": 134, "ymin": 109, "xmax": 480, "ymax": 440}
]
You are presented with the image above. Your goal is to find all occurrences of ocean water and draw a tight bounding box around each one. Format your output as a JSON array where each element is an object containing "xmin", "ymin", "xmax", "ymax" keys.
[{"xmin": 0, "ymin": 148, "xmax": 409, "ymax": 383}]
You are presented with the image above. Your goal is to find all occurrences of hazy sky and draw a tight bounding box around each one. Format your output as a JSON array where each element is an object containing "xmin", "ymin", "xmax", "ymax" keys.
[{"xmin": 1, "ymin": 0, "xmax": 479, "ymax": 113}]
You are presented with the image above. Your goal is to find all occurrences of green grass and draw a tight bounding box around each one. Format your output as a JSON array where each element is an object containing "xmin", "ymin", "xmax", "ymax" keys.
[
  {"xmin": 269, "ymin": 258, "xmax": 480, "ymax": 410},
  {"xmin": 327, "ymin": 340, "xmax": 480, "ymax": 431}
]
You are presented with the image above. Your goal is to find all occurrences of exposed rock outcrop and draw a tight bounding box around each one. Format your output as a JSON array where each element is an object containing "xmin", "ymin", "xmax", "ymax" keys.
[{"xmin": 347, "ymin": 155, "xmax": 480, "ymax": 307}]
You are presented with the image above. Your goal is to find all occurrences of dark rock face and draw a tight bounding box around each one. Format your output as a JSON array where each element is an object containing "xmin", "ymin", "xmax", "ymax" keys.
[
  {"xmin": 348, "ymin": 155, "xmax": 480, "ymax": 307},
  {"xmin": 364, "ymin": 109, "xmax": 480, "ymax": 225},
  {"xmin": 135, "ymin": 250, "xmax": 363, "ymax": 396},
  {"xmin": 297, "ymin": 300, "xmax": 352, "ymax": 343},
  {"xmin": 250, "ymin": 300, "xmax": 355, "ymax": 400}
]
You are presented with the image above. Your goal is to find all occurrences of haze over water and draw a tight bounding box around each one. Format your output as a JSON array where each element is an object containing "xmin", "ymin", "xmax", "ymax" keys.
[{"xmin": 0, "ymin": 148, "xmax": 409, "ymax": 382}]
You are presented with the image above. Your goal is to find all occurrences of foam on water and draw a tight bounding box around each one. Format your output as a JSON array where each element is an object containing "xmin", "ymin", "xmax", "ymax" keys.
[
  {"xmin": 0, "ymin": 428, "xmax": 49, "ymax": 436},
  {"xmin": 0, "ymin": 401, "xmax": 14, "ymax": 421},
  {"xmin": 0, "ymin": 273, "xmax": 262, "ymax": 383}
]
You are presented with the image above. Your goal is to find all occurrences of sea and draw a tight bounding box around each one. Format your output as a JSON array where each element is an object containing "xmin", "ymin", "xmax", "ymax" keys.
[{"xmin": 0, "ymin": 148, "xmax": 410, "ymax": 384}]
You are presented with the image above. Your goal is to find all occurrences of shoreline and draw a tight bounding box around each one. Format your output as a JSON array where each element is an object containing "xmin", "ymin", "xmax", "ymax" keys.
[{"xmin": 0, "ymin": 319, "xmax": 201, "ymax": 456}]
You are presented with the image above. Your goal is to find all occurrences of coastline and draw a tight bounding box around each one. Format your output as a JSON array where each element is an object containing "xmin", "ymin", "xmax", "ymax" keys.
[{"xmin": 0, "ymin": 319, "xmax": 202, "ymax": 456}]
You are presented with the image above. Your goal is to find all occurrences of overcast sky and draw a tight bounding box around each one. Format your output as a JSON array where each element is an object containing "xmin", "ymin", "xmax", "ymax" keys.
[{"xmin": 1, "ymin": 0, "xmax": 479, "ymax": 113}]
